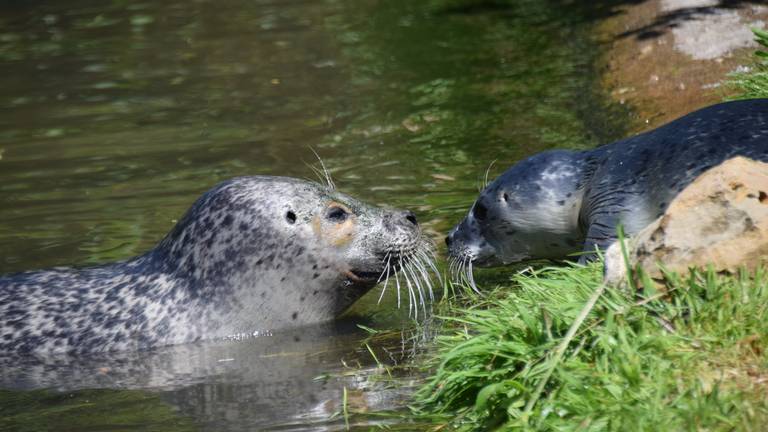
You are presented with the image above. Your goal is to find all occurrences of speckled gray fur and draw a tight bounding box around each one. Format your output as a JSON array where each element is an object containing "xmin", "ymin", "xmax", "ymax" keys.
[
  {"xmin": 447, "ymin": 99, "xmax": 768, "ymax": 266},
  {"xmin": 0, "ymin": 176, "xmax": 424, "ymax": 356}
]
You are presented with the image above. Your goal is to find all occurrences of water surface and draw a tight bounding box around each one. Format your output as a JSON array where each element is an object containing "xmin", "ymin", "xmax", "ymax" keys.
[{"xmin": 0, "ymin": 0, "xmax": 625, "ymax": 429}]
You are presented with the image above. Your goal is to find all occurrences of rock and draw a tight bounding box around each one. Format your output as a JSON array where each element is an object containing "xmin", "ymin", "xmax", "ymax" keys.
[{"xmin": 604, "ymin": 157, "xmax": 768, "ymax": 287}]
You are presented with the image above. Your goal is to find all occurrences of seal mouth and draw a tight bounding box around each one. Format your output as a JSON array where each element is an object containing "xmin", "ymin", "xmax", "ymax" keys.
[
  {"xmin": 342, "ymin": 237, "xmax": 441, "ymax": 319},
  {"xmin": 346, "ymin": 269, "xmax": 381, "ymax": 283},
  {"xmin": 346, "ymin": 264, "xmax": 399, "ymax": 283}
]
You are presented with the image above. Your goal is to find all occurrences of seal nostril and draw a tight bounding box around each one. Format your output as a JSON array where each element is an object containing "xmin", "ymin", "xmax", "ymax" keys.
[
  {"xmin": 445, "ymin": 235, "xmax": 452, "ymax": 247},
  {"xmin": 405, "ymin": 211, "xmax": 418, "ymax": 226},
  {"xmin": 286, "ymin": 211, "xmax": 296, "ymax": 224}
]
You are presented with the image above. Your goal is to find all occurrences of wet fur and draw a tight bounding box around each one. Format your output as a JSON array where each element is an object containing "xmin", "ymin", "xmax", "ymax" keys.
[{"xmin": 0, "ymin": 176, "xmax": 430, "ymax": 356}]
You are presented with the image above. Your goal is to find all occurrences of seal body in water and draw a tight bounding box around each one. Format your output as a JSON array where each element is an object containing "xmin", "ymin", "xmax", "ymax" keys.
[
  {"xmin": 446, "ymin": 99, "xmax": 768, "ymax": 276},
  {"xmin": 0, "ymin": 176, "xmax": 434, "ymax": 356}
]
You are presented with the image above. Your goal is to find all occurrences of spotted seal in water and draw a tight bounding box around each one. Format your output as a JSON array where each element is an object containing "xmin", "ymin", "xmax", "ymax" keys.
[
  {"xmin": 0, "ymin": 176, "xmax": 436, "ymax": 356},
  {"xmin": 446, "ymin": 99, "xmax": 768, "ymax": 281}
]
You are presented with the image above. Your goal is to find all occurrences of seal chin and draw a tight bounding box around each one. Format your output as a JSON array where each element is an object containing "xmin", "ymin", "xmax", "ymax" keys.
[{"xmin": 471, "ymin": 253, "xmax": 506, "ymax": 268}]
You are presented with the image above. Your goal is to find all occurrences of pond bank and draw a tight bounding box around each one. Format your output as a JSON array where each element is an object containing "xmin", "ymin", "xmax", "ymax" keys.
[
  {"xmin": 596, "ymin": 0, "xmax": 768, "ymax": 132},
  {"xmin": 402, "ymin": 3, "xmax": 768, "ymax": 430}
]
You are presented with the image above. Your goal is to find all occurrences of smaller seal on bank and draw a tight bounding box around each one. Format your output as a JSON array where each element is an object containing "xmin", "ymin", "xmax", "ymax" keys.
[
  {"xmin": 0, "ymin": 176, "xmax": 436, "ymax": 356},
  {"xmin": 446, "ymin": 99, "xmax": 768, "ymax": 283}
]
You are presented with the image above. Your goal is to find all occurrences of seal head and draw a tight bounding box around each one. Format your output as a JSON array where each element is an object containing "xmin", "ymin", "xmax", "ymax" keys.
[
  {"xmin": 0, "ymin": 176, "xmax": 431, "ymax": 355},
  {"xmin": 446, "ymin": 150, "xmax": 587, "ymax": 267}
]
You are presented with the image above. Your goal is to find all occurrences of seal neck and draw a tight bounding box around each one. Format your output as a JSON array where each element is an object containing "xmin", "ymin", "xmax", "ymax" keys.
[{"xmin": 535, "ymin": 150, "xmax": 597, "ymax": 236}]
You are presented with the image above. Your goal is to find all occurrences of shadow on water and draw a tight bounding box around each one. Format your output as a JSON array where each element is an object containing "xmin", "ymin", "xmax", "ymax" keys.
[
  {"xmin": 436, "ymin": 0, "xmax": 768, "ymax": 42},
  {"xmin": 612, "ymin": 0, "xmax": 768, "ymax": 41},
  {"xmin": 0, "ymin": 0, "xmax": 630, "ymax": 429}
]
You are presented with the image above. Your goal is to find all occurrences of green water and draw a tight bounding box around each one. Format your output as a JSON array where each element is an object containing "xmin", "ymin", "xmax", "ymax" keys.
[{"xmin": 0, "ymin": 0, "xmax": 625, "ymax": 430}]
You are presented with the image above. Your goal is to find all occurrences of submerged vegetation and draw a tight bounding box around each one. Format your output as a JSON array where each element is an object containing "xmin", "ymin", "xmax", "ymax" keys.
[{"xmin": 0, "ymin": 388, "xmax": 196, "ymax": 432}]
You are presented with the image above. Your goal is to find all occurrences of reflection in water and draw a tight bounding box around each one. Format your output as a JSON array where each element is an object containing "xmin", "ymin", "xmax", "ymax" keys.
[
  {"xmin": 2, "ymin": 320, "xmax": 431, "ymax": 431},
  {"xmin": 0, "ymin": 0, "xmax": 626, "ymax": 430}
]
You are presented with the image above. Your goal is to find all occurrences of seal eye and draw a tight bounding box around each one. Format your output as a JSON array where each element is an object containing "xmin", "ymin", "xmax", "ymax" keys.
[
  {"xmin": 326, "ymin": 206, "xmax": 349, "ymax": 223},
  {"xmin": 286, "ymin": 211, "xmax": 296, "ymax": 224},
  {"xmin": 473, "ymin": 203, "xmax": 488, "ymax": 221}
]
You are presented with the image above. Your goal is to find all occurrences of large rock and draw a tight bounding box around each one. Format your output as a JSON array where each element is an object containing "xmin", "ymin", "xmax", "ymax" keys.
[{"xmin": 604, "ymin": 157, "xmax": 768, "ymax": 287}]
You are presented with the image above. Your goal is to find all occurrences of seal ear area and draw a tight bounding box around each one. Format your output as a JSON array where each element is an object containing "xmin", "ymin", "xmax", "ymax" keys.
[{"xmin": 311, "ymin": 202, "xmax": 357, "ymax": 247}]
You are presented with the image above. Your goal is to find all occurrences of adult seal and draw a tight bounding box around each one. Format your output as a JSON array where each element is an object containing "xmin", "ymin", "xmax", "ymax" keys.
[
  {"xmin": 0, "ymin": 176, "xmax": 435, "ymax": 356},
  {"xmin": 446, "ymin": 99, "xmax": 768, "ymax": 279}
]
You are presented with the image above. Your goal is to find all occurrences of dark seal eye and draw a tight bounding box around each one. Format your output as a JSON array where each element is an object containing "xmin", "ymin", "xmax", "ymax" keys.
[
  {"xmin": 286, "ymin": 210, "xmax": 296, "ymax": 224},
  {"xmin": 473, "ymin": 202, "xmax": 488, "ymax": 221},
  {"xmin": 326, "ymin": 206, "xmax": 348, "ymax": 223}
]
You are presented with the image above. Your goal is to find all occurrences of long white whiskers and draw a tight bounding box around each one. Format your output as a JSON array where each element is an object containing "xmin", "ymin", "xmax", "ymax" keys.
[
  {"xmin": 309, "ymin": 147, "xmax": 335, "ymax": 190},
  {"xmin": 377, "ymin": 252, "xmax": 393, "ymax": 305},
  {"xmin": 404, "ymin": 260, "xmax": 426, "ymax": 317},
  {"xmin": 466, "ymin": 259, "xmax": 480, "ymax": 294}
]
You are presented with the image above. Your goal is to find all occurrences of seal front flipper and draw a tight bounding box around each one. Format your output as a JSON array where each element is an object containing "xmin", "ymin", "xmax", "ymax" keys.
[{"xmin": 579, "ymin": 222, "xmax": 619, "ymax": 264}]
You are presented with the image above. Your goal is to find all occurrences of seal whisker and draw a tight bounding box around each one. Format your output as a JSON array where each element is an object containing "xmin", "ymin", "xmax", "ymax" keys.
[
  {"xmin": 376, "ymin": 251, "xmax": 392, "ymax": 284},
  {"xmin": 457, "ymin": 255, "xmax": 468, "ymax": 286},
  {"xmin": 417, "ymin": 240, "xmax": 442, "ymax": 285},
  {"xmin": 466, "ymin": 259, "xmax": 481, "ymax": 294},
  {"xmin": 405, "ymin": 259, "xmax": 422, "ymax": 318},
  {"xmin": 309, "ymin": 147, "xmax": 335, "ymax": 190},
  {"xmin": 418, "ymin": 247, "xmax": 442, "ymax": 284},
  {"xmin": 404, "ymin": 260, "xmax": 427, "ymax": 317},
  {"xmin": 399, "ymin": 258, "xmax": 416, "ymax": 318},
  {"xmin": 449, "ymin": 256, "xmax": 460, "ymax": 283},
  {"xmin": 393, "ymin": 261, "xmax": 402, "ymax": 309},
  {"xmin": 483, "ymin": 159, "xmax": 497, "ymax": 189},
  {"xmin": 412, "ymin": 254, "xmax": 431, "ymax": 301},
  {"xmin": 413, "ymin": 251, "xmax": 435, "ymax": 303},
  {"xmin": 377, "ymin": 253, "xmax": 393, "ymax": 305},
  {"xmin": 408, "ymin": 261, "xmax": 424, "ymax": 305}
]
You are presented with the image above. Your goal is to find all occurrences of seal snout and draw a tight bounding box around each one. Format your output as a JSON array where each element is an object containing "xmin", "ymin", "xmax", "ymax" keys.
[
  {"xmin": 384, "ymin": 210, "xmax": 420, "ymax": 232},
  {"xmin": 445, "ymin": 219, "xmax": 475, "ymax": 258},
  {"xmin": 381, "ymin": 209, "xmax": 423, "ymax": 260}
]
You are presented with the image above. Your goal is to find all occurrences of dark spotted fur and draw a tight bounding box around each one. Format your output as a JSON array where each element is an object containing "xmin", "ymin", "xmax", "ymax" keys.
[{"xmin": 0, "ymin": 177, "xmax": 424, "ymax": 356}]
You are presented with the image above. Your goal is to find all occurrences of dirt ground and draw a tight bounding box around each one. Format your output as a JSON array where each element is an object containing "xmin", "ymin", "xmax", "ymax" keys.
[{"xmin": 596, "ymin": 0, "xmax": 768, "ymax": 133}]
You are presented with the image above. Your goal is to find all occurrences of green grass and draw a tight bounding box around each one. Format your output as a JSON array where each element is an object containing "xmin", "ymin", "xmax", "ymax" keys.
[
  {"xmin": 411, "ymin": 263, "xmax": 768, "ymax": 431},
  {"xmin": 727, "ymin": 28, "xmax": 768, "ymax": 99}
]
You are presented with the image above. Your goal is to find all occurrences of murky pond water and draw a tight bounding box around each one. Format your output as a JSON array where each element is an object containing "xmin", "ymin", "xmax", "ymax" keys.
[{"xmin": 0, "ymin": 0, "xmax": 625, "ymax": 430}]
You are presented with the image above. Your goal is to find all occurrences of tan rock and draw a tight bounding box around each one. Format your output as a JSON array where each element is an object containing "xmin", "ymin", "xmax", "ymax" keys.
[{"xmin": 604, "ymin": 157, "xmax": 768, "ymax": 287}]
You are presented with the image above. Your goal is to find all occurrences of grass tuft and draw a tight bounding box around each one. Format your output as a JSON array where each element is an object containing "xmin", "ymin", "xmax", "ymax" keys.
[
  {"xmin": 412, "ymin": 263, "xmax": 768, "ymax": 430},
  {"xmin": 727, "ymin": 28, "xmax": 768, "ymax": 99}
]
